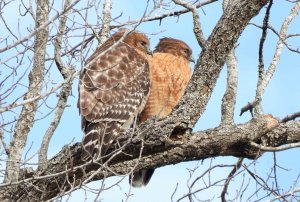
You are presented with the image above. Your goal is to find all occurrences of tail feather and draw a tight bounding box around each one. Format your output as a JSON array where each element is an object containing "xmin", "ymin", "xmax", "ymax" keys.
[
  {"xmin": 81, "ymin": 121, "xmax": 121, "ymax": 161},
  {"xmin": 130, "ymin": 169, "xmax": 155, "ymax": 187}
]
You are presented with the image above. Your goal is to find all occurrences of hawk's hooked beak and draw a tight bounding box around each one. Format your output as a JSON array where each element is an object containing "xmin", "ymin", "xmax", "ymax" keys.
[
  {"xmin": 146, "ymin": 45, "xmax": 153, "ymax": 56},
  {"xmin": 189, "ymin": 56, "xmax": 195, "ymax": 63}
]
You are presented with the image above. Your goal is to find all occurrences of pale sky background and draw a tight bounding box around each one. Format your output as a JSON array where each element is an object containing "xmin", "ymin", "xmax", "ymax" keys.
[{"xmin": 1, "ymin": 0, "xmax": 300, "ymax": 201}]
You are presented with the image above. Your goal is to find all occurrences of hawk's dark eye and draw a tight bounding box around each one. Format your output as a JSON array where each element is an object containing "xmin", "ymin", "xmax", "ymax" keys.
[{"xmin": 183, "ymin": 49, "xmax": 189, "ymax": 54}]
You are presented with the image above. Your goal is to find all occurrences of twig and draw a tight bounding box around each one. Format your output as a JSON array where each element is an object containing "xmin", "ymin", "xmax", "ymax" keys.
[
  {"xmin": 249, "ymin": 22, "xmax": 300, "ymax": 54},
  {"xmin": 0, "ymin": 128, "xmax": 9, "ymax": 155},
  {"xmin": 250, "ymin": 141, "xmax": 300, "ymax": 152},
  {"xmin": 240, "ymin": 101, "xmax": 256, "ymax": 117},
  {"xmin": 45, "ymin": 0, "xmax": 217, "ymax": 61},
  {"xmin": 172, "ymin": 0, "xmax": 206, "ymax": 47},
  {"xmin": 243, "ymin": 164, "xmax": 282, "ymax": 199},
  {"xmin": 110, "ymin": 0, "xmax": 218, "ymax": 29},
  {"xmin": 0, "ymin": 0, "xmax": 81, "ymax": 53},
  {"xmin": 281, "ymin": 111, "xmax": 300, "ymax": 122},
  {"xmin": 268, "ymin": 188, "xmax": 300, "ymax": 202},
  {"xmin": 254, "ymin": 0, "xmax": 273, "ymax": 115},
  {"xmin": 221, "ymin": 158, "xmax": 244, "ymax": 202},
  {"xmin": 0, "ymin": 71, "xmax": 78, "ymax": 114},
  {"xmin": 171, "ymin": 183, "xmax": 179, "ymax": 202},
  {"xmin": 255, "ymin": 1, "xmax": 300, "ymax": 115}
]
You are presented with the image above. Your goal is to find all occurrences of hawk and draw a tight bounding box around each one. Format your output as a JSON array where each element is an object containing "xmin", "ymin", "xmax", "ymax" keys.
[
  {"xmin": 78, "ymin": 30, "xmax": 152, "ymax": 160},
  {"xmin": 130, "ymin": 38, "xmax": 193, "ymax": 187}
]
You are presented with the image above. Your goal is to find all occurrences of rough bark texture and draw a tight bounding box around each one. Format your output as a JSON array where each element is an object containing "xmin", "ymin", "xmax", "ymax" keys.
[
  {"xmin": 0, "ymin": 0, "xmax": 273, "ymax": 200},
  {"xmin": 5, "ymin": 0, "xmax": 50, "ymax": 182},
  {"xmin": 38, "ymin": 0, "xmax": 74, "ymax": 171},
  {"xmin": 2, "ymin": 116, "xmax": 300, "ymax": 201},
  {"xmin": 221, "ymin": 49, "xmax": 238, "ymax": 125}
]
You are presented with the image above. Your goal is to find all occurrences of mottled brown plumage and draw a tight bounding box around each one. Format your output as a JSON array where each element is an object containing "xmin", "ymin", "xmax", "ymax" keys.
[
  {"xmin": 79, "ymin": 30, "xmax": 151, "ymax": 161},
  {"xmin": 131, "ymin": 38, "xmax": 193, "ymax": 187}
]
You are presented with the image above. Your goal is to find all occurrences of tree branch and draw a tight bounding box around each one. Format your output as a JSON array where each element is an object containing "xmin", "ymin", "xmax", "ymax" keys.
[
  {"xmin": 0, "ymin": 0, "xmax": 80, "ymax": 53},
  {"xmin": 2, "ymin": 115, "xmax": 300, "ymax": 201},
  {"xmin": 173, "ymin": 0, "xmax": 206, "ymax": 47},
  {"xmin": 98, "ymin": 0, "xmax": 112, "ymax": 45},
  {"xmin": 221, "ymin": 158, "xmax": 244, "ymax": 202},
  {"xmin": 281, "ymin": 111, "xmax": 300, "ymax": 123},
  {"xmin": 221, "ymin": 0, "xmax": 238, "ymax": 126},
  {"xmin": 38, "ymin": 0, "xmax": 75, "ymax": 171},
  {"xmin": 255, "ymin": 0, "xmax": 300, "ymax": 115},
  {"xmin": 5, "ymin": 0, "xmax": 50, "ymax": 183},
  {"xmin": 254, "ymin": 0, "xmax": 273, "ymax": 115}
]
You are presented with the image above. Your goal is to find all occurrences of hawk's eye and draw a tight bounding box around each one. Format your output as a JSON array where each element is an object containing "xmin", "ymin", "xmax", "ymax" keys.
[
  {"xmin": 183, "ymin": 49, "xmax": 189, "ymax": 54},
  {"xmin": 141, "ymin": 41, "xmax": 147, "ymax": 47}
]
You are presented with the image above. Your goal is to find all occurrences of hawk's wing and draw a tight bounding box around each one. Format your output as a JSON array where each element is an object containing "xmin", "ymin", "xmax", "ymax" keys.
[{"xmin": 79, "ymin": 43, "xmax": 150, "ymax": 160}]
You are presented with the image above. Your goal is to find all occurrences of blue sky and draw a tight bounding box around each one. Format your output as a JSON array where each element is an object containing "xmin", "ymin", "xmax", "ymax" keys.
[{"xmin": 1, "ymin": 0, "xmax": 300, "ymax": 201}]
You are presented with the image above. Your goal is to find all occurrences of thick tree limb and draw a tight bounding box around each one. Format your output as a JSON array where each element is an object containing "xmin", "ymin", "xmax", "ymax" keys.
[{"xmin": 2, "ymin": 116, "xmax": 300, "ymax": 201}]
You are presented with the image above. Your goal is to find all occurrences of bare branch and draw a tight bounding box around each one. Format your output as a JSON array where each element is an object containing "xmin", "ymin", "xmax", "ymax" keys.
[
  {"xmin": 221, "ymin": 51, "xmax": 238, "ymax": 125},
  {"xmin": 243, "ymin": 164, "xmax": 282, "ymax": 199},
  {"xmin": 240, "ymin": 101, "xmax": 256, "ymax": 117},
  {"xmin": 5, "ymin": 0, "xmax": 50, "ymax": 183},
  {"xmin": 0, "ymin": 113, "xmax": 291, "ymax": 200},
  {"xmin": 250, "ymin": 141, "xmax": 300, "ymax": 152},
  {"xmin": 221, "ymin": 158, "xmax": 244, "ymax": 202},
  {"xmin": 172, "ymin": 0, "xmax": 206, "ymax": 47},
  {"xmin": 220, "ymin": 0, "xmax": 239, "ymax": 126},
  {"xmin": 249, "ymin": 22, "xmax": 300, "ymax": 54},
  {"xmin": 255, "ymin": 1, "xmax": 300, "ymax": 115},
  {"xmin": 254, "ymin": 0, "xmax": 273, "ymax": 115},
  {"xmin": 110, "ymin": 0, "xmax": 219, "ymax": 29},
  {"xmin": 281, "ymin": 111, "xmax": 300, "ymax": 123},
  {"xmin": 0, "ymin": 128, "xmax": 9, "ymax": 155},
  {"xmin": 0, "ymin": 71, "xmax": 78, "ymax": 114},
  {"xmin": 0, "ymin": 0, "xmax": 80, "ymax": 53},
  {"xmin": 269, "ymin": 188, "xmax": 300, "ymax": 202},
  {"xmin": 98, "ymin": 0, "xmax": 112, "ymax": 45},
  {"xmin": 38, "ymin": 0, "xmax": 74, "ymax": 171}
]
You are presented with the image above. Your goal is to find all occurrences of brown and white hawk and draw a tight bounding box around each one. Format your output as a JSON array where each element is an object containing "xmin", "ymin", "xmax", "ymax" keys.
[
  {"xmin": 130, "ymin": 38, "xmax": 193, "ymax": 187},
  {"xmin": 78, "ymin": 30, "xmax": 152, "ymax": 160}
]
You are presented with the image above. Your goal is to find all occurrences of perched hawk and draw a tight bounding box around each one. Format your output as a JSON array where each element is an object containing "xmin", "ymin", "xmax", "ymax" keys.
[
  {"xmin": 130, "ymin": 38, "xmax": 193, "ymax": 187},
  {"xmin": 78, "ymin": 30, "xmax": 152, "ymax": 160}
]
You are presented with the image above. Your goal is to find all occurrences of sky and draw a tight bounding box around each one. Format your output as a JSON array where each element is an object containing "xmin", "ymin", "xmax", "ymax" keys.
[{"xmin": 1, "ymin": 0, "xmax": 300, "ymax": 201}]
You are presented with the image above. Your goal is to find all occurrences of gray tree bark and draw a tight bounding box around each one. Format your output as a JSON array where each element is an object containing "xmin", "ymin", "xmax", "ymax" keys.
[{"xmin": 5, "ymin": 0, "xmax": 50, "ymax": 183}]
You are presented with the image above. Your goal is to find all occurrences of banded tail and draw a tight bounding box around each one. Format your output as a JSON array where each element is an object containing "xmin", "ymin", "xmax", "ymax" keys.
[
  {"xmin": 81, "ymin": 121, "xmax": 122, "ymax": 161},
  {"xmin": 130, "ymin": 169, "xmax": 155, "ymax": 187}
]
